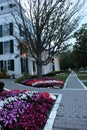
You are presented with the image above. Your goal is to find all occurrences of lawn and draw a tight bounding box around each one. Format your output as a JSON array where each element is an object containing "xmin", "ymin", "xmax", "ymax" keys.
[
  {"xmin": 76, "ymin": 72, "xmax": 87, "ymax": 87},
  {"xmin": 48, "ymin": 72, "xmax": 70, "ymax": 83}
]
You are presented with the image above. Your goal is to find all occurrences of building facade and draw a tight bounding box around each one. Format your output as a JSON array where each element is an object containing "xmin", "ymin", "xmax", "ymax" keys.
[{"xmin": 0, "ymin": 0, "xmax": 60, "ymax": 78}]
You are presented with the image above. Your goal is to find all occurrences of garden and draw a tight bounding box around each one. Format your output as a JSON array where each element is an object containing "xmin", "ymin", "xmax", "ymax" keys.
[
  {"xmin": 15, "ymin": 71, "xmax": 70, "ymax": 89},
  {"xmin": 0, "ymin": 86, "xmax": 55, "ymax": 130}
]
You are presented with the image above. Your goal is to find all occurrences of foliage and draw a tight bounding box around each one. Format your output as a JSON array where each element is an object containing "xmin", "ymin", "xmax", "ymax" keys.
[
  {"xmin": 73, "ymin": 24, "xmax": 87, "ymax": 71},
  {"xmin": 12, "ymin": 0, "xmax": 85, "ymax": 78},
  {"xmin": 0, "ymin": 69, "xmax": 9, "ymax": 78},
  {"xmin": 44, "ymin": 70, "xmax": 65, "ymax": 76},
  {"xmin": 60, "ymin": 51, "xmax": 75, "ymax": 70},
  {"xmin": 0, "ymin": 90, "xmax": 55, "ymax": 130},
  {"xmin": 15, "ymin": 73, "xmax": 36, "ymax": 83}
]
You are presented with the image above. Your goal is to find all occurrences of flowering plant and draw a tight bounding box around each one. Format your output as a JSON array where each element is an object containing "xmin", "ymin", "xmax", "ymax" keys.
[
  {"xmin": 0, "ymin": 90, "xmax": 55, "ymax": 130},
  {"xmin": 21, "ymin": 78, "xmax": 64, "ymax": 88}
]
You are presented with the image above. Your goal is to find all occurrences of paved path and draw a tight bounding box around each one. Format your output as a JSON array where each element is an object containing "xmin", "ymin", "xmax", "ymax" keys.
[
  {"xmin": 0, "ymin": 72, "xmax": 87, "ymax": 130},
  {"xmin": 53, "ymin": 72, "xmax": 87, "ymax": 130}
]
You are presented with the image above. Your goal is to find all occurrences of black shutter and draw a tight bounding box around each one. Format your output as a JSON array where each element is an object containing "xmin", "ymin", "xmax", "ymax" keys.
[
  {"xmin": 26, "ymin": 59, "xmax": 28, "ymax": 73},
  {"xmin": 9, "ymin": 4, "xmax": 13, "ymax": 8},
  {"xmin": 21, "ymin": 58, "xmax": 23, "ymax": 73},
  {"xmin": 0, "ymin": 25, "xmax": 2, "ymax": 37},
  {"xmin": 0, "ymin": 42, "xmax": 3, "ymax": 54},
  {"xmin": 10, "ymin": 40, "xmax": 14, "ymax": 53},
  {"xmin": 0, "ymin": 60, "xmax": 3, "ymax": 68},
  {"xmin": 10, "ymin": 60, "xmax": 14, "ymax": 71},
  {"xmin": 1, "ymin": 6, "xmax": 3, "ymax": 10},
  {"xmin": 19, "ymin": 24, "xmax": 24, "ymax": 36},
  {"xmin": 9, "ymin": 23, "xmax": 13, "ymax": 35}
]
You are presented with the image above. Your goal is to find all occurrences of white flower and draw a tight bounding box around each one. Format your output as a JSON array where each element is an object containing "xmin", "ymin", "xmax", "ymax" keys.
[{"xmin": 50, "ymin": 94, "xmax": 56, "ymax": 100}]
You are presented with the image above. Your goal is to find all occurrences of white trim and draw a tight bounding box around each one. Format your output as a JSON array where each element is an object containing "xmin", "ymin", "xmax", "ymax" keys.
[
  {"xmin": 44, "ymin": 94, "xmax": 62, "ymax": 130},
  {"xmin": 63, "ymin": 73, "xmax": 71, "ymax": 89}
]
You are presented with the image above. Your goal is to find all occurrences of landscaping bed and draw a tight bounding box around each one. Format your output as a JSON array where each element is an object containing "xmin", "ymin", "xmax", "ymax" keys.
[
  {"xmin": 21, "ymin": 78, "xmax": 64, "ymax": 88},
  {"xmin": 0, "ymin": 90, "xmax": 55, "ymax": 130}
]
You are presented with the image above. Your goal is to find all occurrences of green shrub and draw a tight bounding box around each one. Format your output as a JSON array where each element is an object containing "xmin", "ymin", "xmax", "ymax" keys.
[
  {"xmin": 44, "ymin": 70, "xmax": 65, "ymax": 77},
  {"xmin": 0, "ymin": 81, "xmax": 4, "ymax": 92},
  {"xmin": 15, "ymin": 72, "xmax": 36, "ymax": 83},
  {"xmin": 0, "ymin": 69, "xmax": 9, "ymax": 78}
]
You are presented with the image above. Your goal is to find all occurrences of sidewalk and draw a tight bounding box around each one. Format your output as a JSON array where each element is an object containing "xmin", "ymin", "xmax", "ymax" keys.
[{"xmin": 53, "ymin": 72, "xmax": 87, "ymax": 130}]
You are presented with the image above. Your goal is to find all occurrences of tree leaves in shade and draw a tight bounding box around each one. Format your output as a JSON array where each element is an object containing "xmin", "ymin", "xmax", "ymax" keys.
[{"xmin": 73, "ymin": 24, "xmax": 87, "ymax": 71}]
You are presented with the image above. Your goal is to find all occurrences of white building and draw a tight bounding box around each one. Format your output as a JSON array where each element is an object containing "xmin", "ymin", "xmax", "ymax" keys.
[{"xmin": 0, "ymin": 0, "xmax": 60, "ymax": 78}]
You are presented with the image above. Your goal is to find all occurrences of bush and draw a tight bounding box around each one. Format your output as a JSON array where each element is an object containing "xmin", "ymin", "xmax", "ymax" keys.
[
  {"xmin": 15, "ymin": 72, "xmax": 37, "ymax": 83},
  {"xmin": 43, "ymin": 70, "xmax": 65, "ymax": 77},
  {"xmin": 0, "ymin": 81, "xmax": 4, "ymax": 92},
  {"xmin": 0, "ymin": 69, "xmax": 9, "ymax": 78}
]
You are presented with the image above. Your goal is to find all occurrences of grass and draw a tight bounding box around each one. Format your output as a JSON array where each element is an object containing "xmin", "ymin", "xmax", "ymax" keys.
[
  {"xmin": 84, "ymin": 82, "xmax": 87, "ymax": 87},
  {"xmin": 76, "ymin": 72, "xmax": 87, "ymax": 87},
  {"xmin": 48, "ymin": 72, "xmax": 70, "ymax": 83},
  {"xmin": 76, "ymin": 72, "xmax": 87, "ymax": 80}
]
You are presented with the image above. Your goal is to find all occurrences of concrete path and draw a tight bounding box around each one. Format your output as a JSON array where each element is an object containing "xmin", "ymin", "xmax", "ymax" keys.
[
  {"xmin": 0, "ymin": 72, "xmax": 87, "ymax": 130},
  {"xmin": 53, "ymin": 72, "xmax": 87, "ymax": 130}
]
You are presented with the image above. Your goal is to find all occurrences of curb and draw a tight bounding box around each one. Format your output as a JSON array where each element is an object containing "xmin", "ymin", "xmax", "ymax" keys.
[
  {"xmin": 44, "ymin": 93, "xmax": 62, "ymax": 130},
  {"xmin": 63, "ymin": 73, "xmax": 71, "ymax": 89}
]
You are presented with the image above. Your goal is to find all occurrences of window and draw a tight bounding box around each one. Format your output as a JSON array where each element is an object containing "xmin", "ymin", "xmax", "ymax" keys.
[
  {"xmin": 3, "ymin": 41, "xmax": 10, "ymax": 53},
  {"xmin": 0, "ymin": 40, "xmax": 14, "ymax": 54},
  {"xmin": 9, "ymin": 4, "xmax": 16, "ymax": 8},
  {"xmin": 0, "ymin": 23, "xmax": 13, "ymax": 37},
  {"xmin": 0, "ymin": 60, "xmax": 14, "ymax": 71},
  {"xmin": 3, "ymin": 24, "xmax": 9, "ymax": 36},
  {"xmin": 19, "ymin": 24, "xmax": 24, "ymax": 36},
  {"xmin": 3, "ymin": 5, "xmax": 9, "ymax": 10}
]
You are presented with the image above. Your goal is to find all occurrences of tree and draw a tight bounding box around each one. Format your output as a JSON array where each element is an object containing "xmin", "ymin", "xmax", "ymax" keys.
[
  {"xmin": 11, "ymin": 0, "xmax": 85, "ymax": 78},
  {"xmin": 60, "ymin": 50, "xmax": 74, "ymax": 71},
  {"xmin": 73, "ymin": 24, "xmax": 87, "ymax": 71}
]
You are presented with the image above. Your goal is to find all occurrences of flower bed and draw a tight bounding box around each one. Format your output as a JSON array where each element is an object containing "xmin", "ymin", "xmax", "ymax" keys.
[
  {"xmin": 0, "ymin": 90, "xmax": 55, "ymax": 130},
  {"xmin": 21, "ymin": 78, "xmax": 64, "ymax": 88}
]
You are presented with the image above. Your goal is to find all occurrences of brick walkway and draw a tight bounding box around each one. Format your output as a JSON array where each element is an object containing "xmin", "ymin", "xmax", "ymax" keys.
[
  {"xmin": 53, "ymin": 72, "xmax": 87, "ymax": 130},
  {"xmin": 0, "ymin": 72, "xmax": 87, "ymax": 130}
]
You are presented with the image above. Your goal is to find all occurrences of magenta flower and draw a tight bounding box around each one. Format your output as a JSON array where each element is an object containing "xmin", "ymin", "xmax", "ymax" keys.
[{"xmin": 0, "ymin": 90, "xmax": 55, "ymax": 130}]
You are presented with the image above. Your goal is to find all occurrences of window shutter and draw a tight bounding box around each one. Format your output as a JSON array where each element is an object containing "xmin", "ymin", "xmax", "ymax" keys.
[
  {"xmin": 0, "ymin": 42, "xmax": 3, "ymax": 54},
  {"xmin": 26, "ymin": 59, "xmax": 28, "ymax": 73},
  {"xmin": 10, "ymin": 60, "xmax": 14, "ymax": 71},
  {"xmin": 1, "ymin": 6, "xmax": 3, "ymax": 10},
  {"xmin": 10, "ymin": 40, "xmax": 14, "ymax": 53},
  {"xmin": 19, "ymin": 24, "xmax": 24, "ymax": 36},
  {"xmin": 21, "ymin": 58, "xmax": 23, "ymax": 73},
  {"xmin": 0, "ymin": 25, "xmax": 2, "ymax": 37},
  {"xmin": 9, "ymin": 4, "xmax": 13, "ymax": 8},
  {"xmin": 0, "ymin": 60, "xmax": 3, "ymax": 68},
  {"xmin": 9, "ymin": 23, "xmax": 13, "ymax": 35}
]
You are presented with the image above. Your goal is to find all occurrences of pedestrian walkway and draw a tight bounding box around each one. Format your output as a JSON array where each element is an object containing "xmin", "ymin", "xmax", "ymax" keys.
[
  {"xmin": 64, "ymin": 71, "xmax": 86, "ymax": 89},
  {"xmin": 53, "ymin": 72, "xmax": 87, "ymax": 130}
]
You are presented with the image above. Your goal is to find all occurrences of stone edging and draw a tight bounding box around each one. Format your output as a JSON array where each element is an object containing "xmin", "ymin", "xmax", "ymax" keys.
[{"xmin": 44, "ymin": 93, "xmax": 62, "ymax": 130}]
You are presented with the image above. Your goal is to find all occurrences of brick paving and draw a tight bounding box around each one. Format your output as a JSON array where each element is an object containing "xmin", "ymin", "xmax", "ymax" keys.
[
  {"xmin": 53, "ymin": 72, "xmax": 87, "ymax": 130},
  {"xmin": 0, "ymin": 72, "xmax": 87, "ymax": 130}
]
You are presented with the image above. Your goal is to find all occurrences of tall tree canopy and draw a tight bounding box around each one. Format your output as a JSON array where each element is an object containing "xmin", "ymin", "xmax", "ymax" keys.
[
  {"xmin": 12, "ymin": 0, "xmax": 85, "ymax": 78},
  {"xmin": 73, "ymin": 24, "xmax": 87, "ymax": 71}
]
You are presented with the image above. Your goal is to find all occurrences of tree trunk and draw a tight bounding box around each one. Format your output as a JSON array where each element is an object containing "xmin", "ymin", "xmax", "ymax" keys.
[
  {"xmin": 36, "ymin": 53, "xmax": 43, "ymax": 78},
  {"xmin": 37, "ymin": 62, "xmax": 43, "ymax": 78}
]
